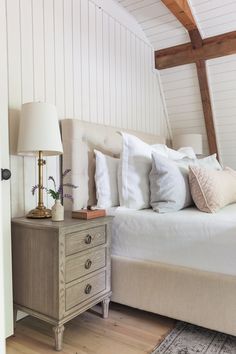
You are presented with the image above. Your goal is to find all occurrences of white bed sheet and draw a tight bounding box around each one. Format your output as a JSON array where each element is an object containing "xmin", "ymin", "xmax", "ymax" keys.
[{"xmin": 110, "ymin": 204, "xmax": 236, "ymax": 275}]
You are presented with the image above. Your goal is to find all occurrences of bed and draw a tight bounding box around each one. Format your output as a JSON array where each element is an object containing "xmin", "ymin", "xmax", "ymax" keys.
[{"xmin": 61, "ymin": 119, "xmax": 236, "ymax": 337}]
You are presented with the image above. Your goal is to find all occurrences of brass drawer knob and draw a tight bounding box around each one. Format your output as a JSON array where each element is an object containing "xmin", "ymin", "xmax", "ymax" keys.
[
  {"xmin": 85, "ymin": 234, "xmax": 92, "ymax": 244},
  {"xmin": 85, "ymin": 259, "xmax": 92, "ymax": 269},
  {"xmin": 85, "ymin": 284, "xmax": 92, "ymax": 294}
]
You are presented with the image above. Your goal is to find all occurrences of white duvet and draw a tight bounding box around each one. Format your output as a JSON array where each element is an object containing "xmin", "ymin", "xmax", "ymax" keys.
[{"xmin": 109, "ymin": 204, "xmax": 236, "ymax": 275}]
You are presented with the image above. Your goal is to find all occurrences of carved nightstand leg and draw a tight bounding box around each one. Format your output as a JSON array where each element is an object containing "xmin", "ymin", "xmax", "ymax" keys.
[
  {"xmin": 102, "ymin": 297, "xmax": 110, "ymax": 319},
  {"xmin": 53, "ymin": 324, "xmax": 65, "ymax": 351}
]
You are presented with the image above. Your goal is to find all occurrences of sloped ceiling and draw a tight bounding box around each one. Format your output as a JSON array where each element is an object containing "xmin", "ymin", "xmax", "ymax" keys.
[
  {"xmin": 117, "ymin": 0, "xmax": 236, "ymax": 50},
  {"xmin": 117, "ymin": 0, "xmax": 236, "ymax": 167}
]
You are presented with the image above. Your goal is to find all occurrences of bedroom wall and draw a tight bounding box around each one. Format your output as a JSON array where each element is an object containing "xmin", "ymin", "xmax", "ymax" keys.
[
  {"xmin": 160, "ymin": 64, "xmax": 209, "ymax": 155},
  {"xmin": 207, "ymin": 55, "xmax": 236, "ymax": 169},
  {"xmin": 4, "ymin": 0, "xmax": 170, "ymax": 217}
]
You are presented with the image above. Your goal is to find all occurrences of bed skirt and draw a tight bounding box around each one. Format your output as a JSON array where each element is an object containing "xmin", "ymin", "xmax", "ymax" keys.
[{"xmin": 111, "ymin": 255, "xmax": 236, "ymax": 336}]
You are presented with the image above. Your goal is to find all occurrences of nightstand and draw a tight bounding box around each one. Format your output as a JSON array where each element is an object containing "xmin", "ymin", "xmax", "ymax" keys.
[{"xmin": 11, "ymin": 215, "xmax": 113, "ymax": 351}]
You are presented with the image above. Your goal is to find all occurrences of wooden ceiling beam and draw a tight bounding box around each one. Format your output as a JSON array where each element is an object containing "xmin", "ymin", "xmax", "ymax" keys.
[
  {"xmin": 160, "ymin": 0, "xmax": 220, "ymax": 156},
  {"xmin": 161, "ymin": 0, "xmax": 197, "ymax": 31},
  {"xmin": 155, "ymin": 31, "xmax": 236, "ymax": 69},
  {"xmin": 196, "ymin": 60, "xmax": 218, "ymax": 155}
]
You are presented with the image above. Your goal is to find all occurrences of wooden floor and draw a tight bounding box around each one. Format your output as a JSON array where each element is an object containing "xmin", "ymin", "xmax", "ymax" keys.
[{"xmin": 6, "ymin": 303, "xmax": 175, "ymax": 354}]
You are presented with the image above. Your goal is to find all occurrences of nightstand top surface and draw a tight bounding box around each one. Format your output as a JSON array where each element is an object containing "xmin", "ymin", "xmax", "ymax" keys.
[{"xmin": 12, "ymin": 212, "xmax": 113, "ymax": 230}]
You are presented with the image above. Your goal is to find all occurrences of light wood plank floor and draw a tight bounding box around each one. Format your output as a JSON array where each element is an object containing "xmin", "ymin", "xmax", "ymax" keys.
[{"xmin": 7, "ymin": 303, "xmax": 175, "ymax": 354}]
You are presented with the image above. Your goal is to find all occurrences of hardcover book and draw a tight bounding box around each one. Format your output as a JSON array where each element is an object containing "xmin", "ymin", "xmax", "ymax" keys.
[{"xmin": 72, "ymin": 209, "xmax": 106, "ymax": 219}]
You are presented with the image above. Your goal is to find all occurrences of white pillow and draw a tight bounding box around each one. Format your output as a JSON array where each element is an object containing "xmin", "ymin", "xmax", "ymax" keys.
[
  {"xmin": 149, "ymin": 144, "xmax": 196, "ymax": 161},
  {"xmin": 198, "ymin": 154, "xmax": 222, "ymax": 170},
  {"xmin": 119, "ymin": 133, "xmax": 196, "ymax": 209},
  {"xmin": 119, "ymin": 134, "xmax": 163, "ymax": 209},
  {"xmin": 94, "ymin": 150, "xmax": 119, "ymax": 208},
  {"xmin": 150, "ymin": 153, "xmax": 193, "ymax": 213}
]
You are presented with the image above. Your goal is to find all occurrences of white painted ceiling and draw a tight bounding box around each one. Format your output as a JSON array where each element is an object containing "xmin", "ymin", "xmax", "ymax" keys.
[
  {"xmin": 117, "ymin": 0, "xmax": 236, "ymax": 167},
  {"xmin": 117, "ymin": 0, "xmax": 236, "ymax": 50}
]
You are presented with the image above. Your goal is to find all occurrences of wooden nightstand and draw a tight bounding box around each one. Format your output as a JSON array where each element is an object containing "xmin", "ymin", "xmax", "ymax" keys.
[{"xmin": 11, "ymin": 215, "xmax": 113, "ymax": 351}]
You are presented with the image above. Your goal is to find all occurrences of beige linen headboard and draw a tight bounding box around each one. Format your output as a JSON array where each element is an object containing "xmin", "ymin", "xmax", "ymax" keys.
[{"xmin": 61, "ymin": 119, "xmax": 166, "ymax": 211}]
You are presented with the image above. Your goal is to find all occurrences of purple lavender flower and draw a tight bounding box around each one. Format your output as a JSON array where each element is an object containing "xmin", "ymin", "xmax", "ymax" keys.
[{"xmin": 31, "ymin": 170, "xmax": 77, "ymax": 202}]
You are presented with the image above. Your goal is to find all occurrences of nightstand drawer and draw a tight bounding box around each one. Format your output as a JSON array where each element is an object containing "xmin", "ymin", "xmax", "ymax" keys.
[
  {"xmin": 65, "ymin": 248, "xmax": 106, "ymax": 283},
  {"xmin": 66, "ymin": 271, "xmax": 106, "ymax": 310},
  {"xmin": 65, "ymin": 225, "xmax": 106, "ymax": 255}
]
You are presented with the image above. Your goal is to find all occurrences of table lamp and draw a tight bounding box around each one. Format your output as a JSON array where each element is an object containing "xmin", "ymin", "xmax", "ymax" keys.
[
  {"xmin": 17, "ymin": 102, "xmax": 63, "ymax": 218},
  {"xmin": 172, "ymin": 134, "xmax": 203, "ymax": 155}
]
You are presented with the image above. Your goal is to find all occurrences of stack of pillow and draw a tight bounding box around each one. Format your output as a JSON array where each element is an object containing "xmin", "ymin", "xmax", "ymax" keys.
[{"xmin": 94, "ymin": 132, "xmax": 236, "ymax": 213}]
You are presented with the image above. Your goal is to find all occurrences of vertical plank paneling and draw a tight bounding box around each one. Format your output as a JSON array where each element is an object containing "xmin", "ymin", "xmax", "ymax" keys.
[
  {"xmin": 54, "ymin": 0, "xmax": 65, "ymax": 118},
  {"xmin": 120, "ymin": 26, "xmax": 127, "ymax": 129},
  {"xmin": 20, "ymin": 0, "xmax": 34, "ymax": 103},
  {"xmin": 6, "ymin": 0, "xmax": 167, "ymax": 216},
  {"xmin": 20, "ymin": 0, "xmax": 36, "ymax": 212},
  {"xmin": 32, "ymin": 0, "xmax": 48, "ymax": 204},
  {"xmin": 44, "ymin": 0, "xmax": 55, "ymax": 104},
  {"xmin": 140, "ymin": 41, "xmax": 146, "ymax": 132},
  {"xmin": 115, "ymin": 22, "xmax": 121, "ymax": 128},
  {"xmin": 145, "ymin": 45, "xmax": 151, "ymax": 133},
  {"xmin": 135, "ymin": 37, "xmax": 141, "ymax": 132},
  {"xmin": 126, "ymin": 30, "xmax": 132, "ymax": 130},
  {"xmin": 102, "ymin": 12, "xmax": 110, "ymax": 126},
  {"xmin": 108, "ymin": 16, "xmax": 116, "ymax": 128},
  {"xmin": 63, "ymin": 0, "xmax": 74, "ymax": 118},
  {"xmin": 81, "ymin": 0, "xmax": 90, "ymax": 121},
  {"xmin": 131, "ymin": 33, "xmax": 137, "ymax": 131},
  {"xmin": 96, "ymin": 6, "xmax": 104, "ymax": 124},
  {"xmin": 72, "ymin": 0, "xmax": 82, "ymax": 119},
  {"xmin": 44, "ymin": 0, "xmax": 58, "ymax": 208},
  {"xmin": 32, "ymin": 0, "xmax": 45, "ymax": 102},
  {"xmin": 88, "ymin": 1, "xmax": 97, "ymax": 123}
]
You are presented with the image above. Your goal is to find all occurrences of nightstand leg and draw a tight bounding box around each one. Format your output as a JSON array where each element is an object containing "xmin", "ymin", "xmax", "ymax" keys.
[
  {"xmin": 13, "ymin": 308, "xmax": 18, "ymax": 331},
  {"xmin": 102, "ymin": 297, "xmax": 110, "ymax": 319},
  {"xmin": 53, "ymin": 324, "xmax": 65, "ymax": 351}
]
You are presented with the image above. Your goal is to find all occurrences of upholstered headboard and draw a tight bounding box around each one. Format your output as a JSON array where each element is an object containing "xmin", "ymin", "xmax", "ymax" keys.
[{"xmin": 61, "ymin": 119, "xmax": 166, "ymax": 211}]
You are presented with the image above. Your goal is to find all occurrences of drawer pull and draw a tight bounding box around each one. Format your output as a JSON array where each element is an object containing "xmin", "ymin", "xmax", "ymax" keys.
[
  {"xmin": 85, "ymin": 284, "xmax": 92, "ymax": 294},
  {"xmin": 84, "ymin": 234, "xmax": 92, "ymax": 244},
  {"xmin": 85, "ymin": 259, "xmax": 92, "ymax": 270}
]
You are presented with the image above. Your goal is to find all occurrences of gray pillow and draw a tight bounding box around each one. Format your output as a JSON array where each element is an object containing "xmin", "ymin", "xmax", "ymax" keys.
[{"xmin": 149, "ymin": 152, "xmax": 193, "ymax": 213}]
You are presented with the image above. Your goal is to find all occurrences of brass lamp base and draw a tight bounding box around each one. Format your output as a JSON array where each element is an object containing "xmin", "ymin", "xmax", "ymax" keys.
[{"xmin": 27, "ymin": 206, "xmax": 52, "ymax": 219}]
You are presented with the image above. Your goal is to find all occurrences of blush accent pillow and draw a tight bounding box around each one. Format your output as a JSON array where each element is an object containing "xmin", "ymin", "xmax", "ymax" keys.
[
  {"xmin": 189, "ymin": 166, "xmax": 236, "ymax": 213},
  {"xmin": 94, "ymin": 150, "xmax": 119, "ymax": 208},
  {"xmin": 150, "ymin": 153, "xmax": 192, "ymax": 213}
]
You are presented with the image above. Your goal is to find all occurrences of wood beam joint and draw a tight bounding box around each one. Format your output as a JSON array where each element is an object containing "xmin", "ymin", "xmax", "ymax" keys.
[{"xmin": 155, "ymin": 31, "xmax": 236, "ymax": 70}]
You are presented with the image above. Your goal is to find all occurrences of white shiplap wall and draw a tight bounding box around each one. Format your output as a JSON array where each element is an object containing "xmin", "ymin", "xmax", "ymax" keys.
[
  {"xmin": 160, "ymin": 64, "xmax": 209, "ymax": 154},
  {"xmin": 207, "ymin": 55, "xmax": 236, "ymax": 168},
  {"xmin": 6, "ymin": 0, "xmax": 169, "ymax": 217}
]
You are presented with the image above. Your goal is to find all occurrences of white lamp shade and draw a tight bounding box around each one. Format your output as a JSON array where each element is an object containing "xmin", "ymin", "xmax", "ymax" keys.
[
  {"xmin": 172, "ymin": 134, "xmax": 203, "ymax": 155},
  {"xmin": 18, "ymin": 102, "xmax": 63, "ymax": 156}
]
